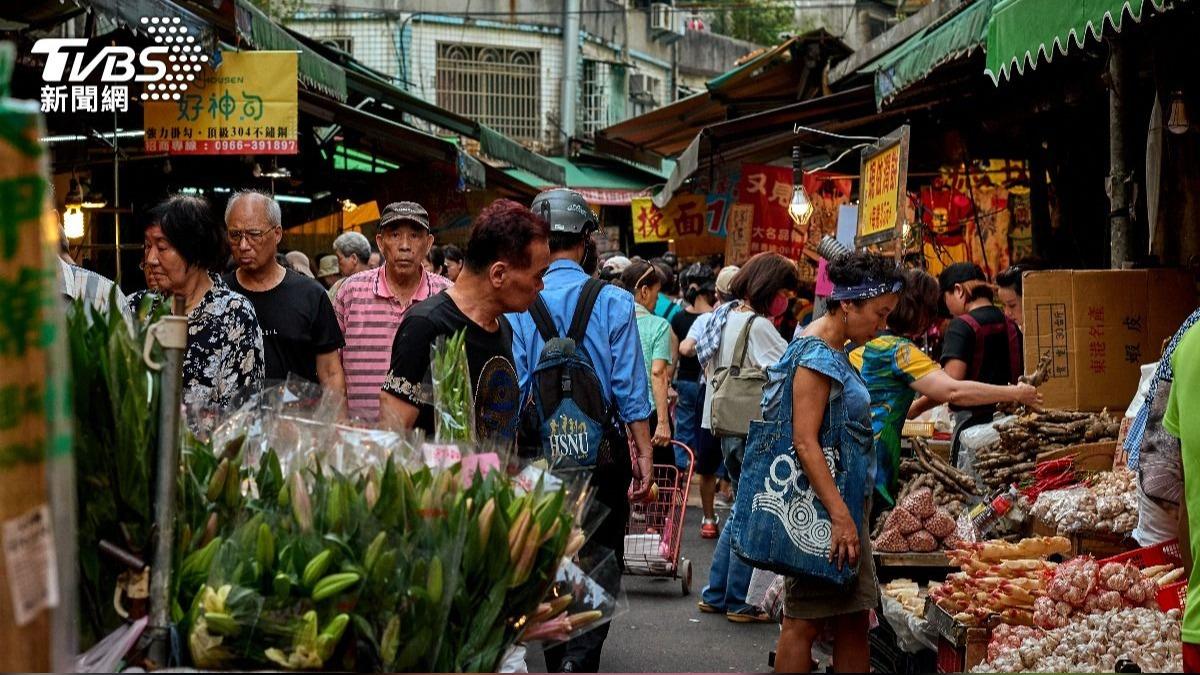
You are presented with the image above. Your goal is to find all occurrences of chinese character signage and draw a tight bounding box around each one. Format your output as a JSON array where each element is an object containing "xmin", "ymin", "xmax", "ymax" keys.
[
  {"xmin": 857, "ymin": 125, "xmax": 909, "ymax": 246},
  {"xmin": 143, "ymin": 51, "xmax": 298, "ymax": 155},
  {"xmin": 724, "ymin": 203, "xmax": 753, "ymax": 265},
  {"xmin": 736, "ymin": 163, "xmax": 802, "ymax": 258},
  {"xmin": 631, "ymin": 194, "xmax": 707, "ymax": 243}
]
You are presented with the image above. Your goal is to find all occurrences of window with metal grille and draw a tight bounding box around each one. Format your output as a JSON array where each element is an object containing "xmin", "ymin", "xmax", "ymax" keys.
[
  {"xmin": 578, "ymin": 59, "xmax": 609, "ymax": 139},
  {"xmin": 436, "ymin": 43, "xmax": 541, "ymax": 143}
]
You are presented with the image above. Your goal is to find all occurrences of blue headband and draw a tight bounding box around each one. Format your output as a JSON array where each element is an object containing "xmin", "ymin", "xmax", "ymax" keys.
[{"xmin": 829, "ymin": 279, "xmax": 903, "ymax": 301}]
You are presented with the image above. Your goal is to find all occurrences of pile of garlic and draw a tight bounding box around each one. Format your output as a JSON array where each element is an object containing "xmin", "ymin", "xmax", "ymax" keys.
[
  {"xmin": 974, "ymin": 607, "xmax": 1182, "ymax": 673},
  {"xmin": 1030, "ymin": 469, "xmax": 1137, "ymax": 535}
]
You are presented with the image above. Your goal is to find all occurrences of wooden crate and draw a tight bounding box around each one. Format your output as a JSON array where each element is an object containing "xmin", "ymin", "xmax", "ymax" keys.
[
  {"xmin": 1030, "ymin": 516, "xmax": 1137, "ymax": 557},
  {"xmin": 1036, "ymin": 441, "xmax": 1117, "ymax": 471},
  {"xmin": 926, "ymin": 600, "xmax": 994, "ymax": 672}
]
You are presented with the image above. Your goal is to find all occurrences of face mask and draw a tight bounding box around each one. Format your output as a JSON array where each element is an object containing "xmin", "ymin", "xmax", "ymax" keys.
[{"xmin": 767, "ymin": 292, "xmax": 789, "ymax": 318}]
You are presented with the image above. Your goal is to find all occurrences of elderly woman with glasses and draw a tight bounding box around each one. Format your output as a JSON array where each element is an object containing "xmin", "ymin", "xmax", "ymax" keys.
[{"xmin": 129, "ymin": 194, "xmax": 265, "ymax": 432}]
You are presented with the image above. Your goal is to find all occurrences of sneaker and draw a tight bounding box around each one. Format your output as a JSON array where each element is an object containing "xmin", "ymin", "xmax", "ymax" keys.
[
  {"xmin": 697, "ymin": 600, "xmax": 722, "ymax": 613},
  {"xmin": 699, "ymin": 516, "xmax": 719, "ymax": 539},
  {"xmin": 726, "ymin": 606, "xmax": 772, "ymax": 623}
]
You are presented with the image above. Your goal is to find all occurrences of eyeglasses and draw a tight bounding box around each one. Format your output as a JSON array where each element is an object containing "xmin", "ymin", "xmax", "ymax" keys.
[{"xmin": 228, "ymin": 227, "xmax": 276, "ymax": 244}]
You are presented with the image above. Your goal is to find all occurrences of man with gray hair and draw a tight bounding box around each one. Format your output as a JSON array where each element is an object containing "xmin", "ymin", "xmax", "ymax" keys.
[
  {"xmin": 328, "ymin": 231, "xmax": 371, "ymax": 301},
  {"xmin": 223, "ymin": 190, "xmax": 346, "ymax": 397}
]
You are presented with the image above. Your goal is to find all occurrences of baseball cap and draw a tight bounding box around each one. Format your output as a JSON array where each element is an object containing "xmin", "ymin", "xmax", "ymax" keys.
[
  {"xmin": 379, "ymin": 201, "xmax": 431, "ymax": 231},
  {"xmin": 716, "ymin": 266, "xmax": 740, "ymax": 295},
  {"xmin": 938, "ymin": 262, "xmax": 986, "ymax": 293},
  {"xmin": 317, "ymin": 254, "xmax": 340, "ymax": 279}
]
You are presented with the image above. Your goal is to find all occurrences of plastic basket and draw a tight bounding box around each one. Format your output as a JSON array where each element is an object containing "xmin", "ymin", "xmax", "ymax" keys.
[
  {"xmin": 1098, "ymin": 539, "xmax": 1183, "ymax": 567},
  {"xmin": 1099, "ymin": 539, "xmax": 1186, "ymax": 611}
]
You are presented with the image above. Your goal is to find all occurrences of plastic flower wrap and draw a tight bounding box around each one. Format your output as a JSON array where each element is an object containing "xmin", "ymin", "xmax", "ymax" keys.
[
  {"xmin": 431, "ymin": 330, "xmax": 475, "ymax": 444},
  {"xmin": 520, "ymin": 551, "xmax": 623, "ymax": 646}
]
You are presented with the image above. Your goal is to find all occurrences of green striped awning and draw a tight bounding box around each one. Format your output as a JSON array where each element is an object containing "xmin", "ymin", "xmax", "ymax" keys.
[
  {"xmin": 873, "ymin": 0, "xmax": 999, "ymax": 108},
  {"xmin": 234, "ymin": 0, "xmax": 347, "ymax": 101},
  {"xmin": 985, "ymin": 0, "xmax": 1172, "ymax": 83}
]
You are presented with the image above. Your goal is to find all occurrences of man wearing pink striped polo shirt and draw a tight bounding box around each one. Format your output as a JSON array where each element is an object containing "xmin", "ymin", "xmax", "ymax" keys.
[{"xmin": 334, "ymin": 201, "xmax": 451, "ymax": 421}]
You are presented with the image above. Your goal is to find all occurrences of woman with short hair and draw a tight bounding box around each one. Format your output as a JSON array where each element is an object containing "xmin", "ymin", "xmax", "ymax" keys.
[{"xmin": 129, "ymin": 194, "xmax": 264, "ymax": 432}]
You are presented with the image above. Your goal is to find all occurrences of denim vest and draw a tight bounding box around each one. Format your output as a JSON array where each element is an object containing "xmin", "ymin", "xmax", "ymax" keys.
[{"xmin": 731, "ymin": 337, "xmax": 873, "ymax": 585}]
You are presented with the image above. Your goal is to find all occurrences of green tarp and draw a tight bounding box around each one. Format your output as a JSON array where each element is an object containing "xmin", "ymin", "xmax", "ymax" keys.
[
  {"xmin": 505, "ymin": 156, "xmax": 667, "ymax": 191},
  {"xmin": 234, "ymin": 0, "xmax": 347, "ymax": 101},
  {"xmin": 873, "ymin": 0, "xmax": 999, "ymax": 107},
  {"xmin": 985, "ymin": 0, "xmax": 1172, "ymax": 83}
]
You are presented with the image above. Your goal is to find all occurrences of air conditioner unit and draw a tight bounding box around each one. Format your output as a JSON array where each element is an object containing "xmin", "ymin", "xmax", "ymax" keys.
[
  {"xmin": 649, "ymin": 3, "xmax": 673, "ymax": 32},
  {"xmin": 629, "ymin": 72, "xmax": 649, "ymax": 97}
]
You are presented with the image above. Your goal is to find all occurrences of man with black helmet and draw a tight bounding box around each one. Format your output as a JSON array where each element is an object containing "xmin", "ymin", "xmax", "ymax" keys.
[{"xmin": 509, "ymin": 188, "xmax": 655, "ymax": 673}]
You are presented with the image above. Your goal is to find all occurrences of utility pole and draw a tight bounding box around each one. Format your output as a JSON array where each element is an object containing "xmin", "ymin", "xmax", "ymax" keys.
[
  {"xmin": 560, "ymin": 0, "xmax": 581, "ymax": 158},
  {"xmin": 1108, "ymin": 39, "xmax": 1131, "ymax": 268}
]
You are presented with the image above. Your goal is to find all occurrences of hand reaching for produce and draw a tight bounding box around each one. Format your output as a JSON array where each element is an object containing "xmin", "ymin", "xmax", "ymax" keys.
[{"xmin": 1012, "ymin": 382, "xmax": 1042, "ymax": 408}]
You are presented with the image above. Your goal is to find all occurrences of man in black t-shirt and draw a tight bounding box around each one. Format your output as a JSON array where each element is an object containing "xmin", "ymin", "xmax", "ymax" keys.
[
  {"xmin": 379, "ymin": 200, "xmax": 550, "ymax": 443},
  {"xmin": 223, "ymin": 190, "xmax": 346, "ymax": 392},
  {"xmin": 939, "ymin": 262, "xmax": 1023, "ymax": 459}
]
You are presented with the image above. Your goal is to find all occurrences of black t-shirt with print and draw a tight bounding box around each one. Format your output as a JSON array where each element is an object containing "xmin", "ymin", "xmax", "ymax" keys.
[
  {"xmin": 941, "ymin": 305, "xmax": 1019, "ymax": 415},
  {"xmin": 224, "ymin": 268, "xmax": 345, "ymax": 383},
  {"xmin": 382, "ymin": 291, "xmax": 521, "ymax": 443}
]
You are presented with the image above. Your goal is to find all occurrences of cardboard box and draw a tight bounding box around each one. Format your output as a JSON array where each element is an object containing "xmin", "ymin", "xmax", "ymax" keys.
[{"xmin": 1023, "ymin": 270, "xmax": 1196, "ymax": 411}]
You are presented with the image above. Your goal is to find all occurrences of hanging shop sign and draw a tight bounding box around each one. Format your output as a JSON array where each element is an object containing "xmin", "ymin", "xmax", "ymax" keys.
[
  {"xmin": 724, "ymin": 203, "xmax": 754, "ymax": 265},
  {"xmin": 857, "ymin": 124, "xmax": 910, "ymax": 247},
  {"xmin": 732, "ymin": 164, "xmax": 852, "ymax": 281},
  {"xmin": 143, "ymin": 51, "xmax": 298, "ymax": 155},
  {"xmin": 632, "ymin": 193, "xmax": 708, "ymax": 243}
]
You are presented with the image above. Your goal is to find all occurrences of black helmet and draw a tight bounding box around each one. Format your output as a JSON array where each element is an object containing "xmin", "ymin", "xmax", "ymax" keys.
[{"xmin": 531, "ymin": 188, "xmax": 597, "ymax": 235}]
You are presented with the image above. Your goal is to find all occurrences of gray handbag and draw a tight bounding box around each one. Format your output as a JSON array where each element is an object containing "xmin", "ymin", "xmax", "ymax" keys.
[{"xmin": 710, "ymin": 315, "xmax": 768, "ymax": 438}]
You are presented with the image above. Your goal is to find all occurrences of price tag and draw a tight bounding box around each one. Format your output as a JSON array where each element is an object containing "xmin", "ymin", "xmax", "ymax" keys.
[
  {"xmin": 421, "ymin": 443, "xmax": 462, "ymax": 470},
  {"xmin": 514, "ymin": 464, "xmax": 563, "ymax": 496},
  {"xmin": 2, "ymin": 504, "xmax": 58, "ymax": 626},
  {"xmin": 461, "ymin": 452, "xmax": 501, "ymax": 488}
]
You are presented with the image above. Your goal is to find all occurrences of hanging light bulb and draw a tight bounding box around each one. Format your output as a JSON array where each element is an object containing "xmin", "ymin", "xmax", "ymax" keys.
[
  {"xmin": 788, "ymin": 146, "xmax": 814, "ymax": 226},
  {"xmin": 63, "ymin": 205, "xmax": 85, "ymax": 240},
  {"xmin": 1167, "ymin": 90, "xmax": 1190, "ymax": 135}
]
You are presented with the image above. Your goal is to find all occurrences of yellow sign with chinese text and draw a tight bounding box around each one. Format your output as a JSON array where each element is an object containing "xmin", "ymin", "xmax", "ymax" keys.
[
  {"xmin": 143, "ymin": 51, "xmax": 298, "ymax": 155},
  {"xmin": 631, "ymin": 194, "xmax": 707, "ymax": 243},
  {"xmin": 859, "ymin": 143, "xmax": 901, "ymax": 240}
]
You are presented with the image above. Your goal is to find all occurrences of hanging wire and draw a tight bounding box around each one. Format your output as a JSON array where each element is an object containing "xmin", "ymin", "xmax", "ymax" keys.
[
  {"xmin": 791, "ymin": 124, "xmax": 882, "ymax": 143},
  {"xmin": 805, "ymin": 142, "xmax": 872, "ymax": 173}
]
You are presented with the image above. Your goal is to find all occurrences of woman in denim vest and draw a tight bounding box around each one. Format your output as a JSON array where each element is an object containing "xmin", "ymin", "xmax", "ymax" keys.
[{"xmin": 772, "ymin": 252, "xmax": 903, "ymax": 672}]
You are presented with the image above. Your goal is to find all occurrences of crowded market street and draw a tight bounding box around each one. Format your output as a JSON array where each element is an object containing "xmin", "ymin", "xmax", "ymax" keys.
[{"xmin": 4, "ymin": 1, "xmax": 1200, "ymax": 673}]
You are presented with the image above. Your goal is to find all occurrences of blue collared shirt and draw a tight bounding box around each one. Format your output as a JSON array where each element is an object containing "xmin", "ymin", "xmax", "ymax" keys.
[{"xmin": 507, "ymin": 259, "xmax": 652, "ymax": 424}]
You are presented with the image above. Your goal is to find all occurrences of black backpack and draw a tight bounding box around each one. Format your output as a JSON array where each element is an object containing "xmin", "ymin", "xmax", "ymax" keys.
[{"xmin": 522, "ymin": 279, "xmax": 624, "ymax": 469}]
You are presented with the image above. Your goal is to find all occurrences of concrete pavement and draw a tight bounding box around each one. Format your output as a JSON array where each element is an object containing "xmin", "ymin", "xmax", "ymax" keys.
[{"xmin": 529, "ymin": 503, "xmax": 779, "ymax": 673}]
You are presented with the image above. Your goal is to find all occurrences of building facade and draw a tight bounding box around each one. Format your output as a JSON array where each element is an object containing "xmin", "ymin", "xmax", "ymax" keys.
[{"xmin": 286, "ymin": 1, "xmax": 759, "ymax": 153}]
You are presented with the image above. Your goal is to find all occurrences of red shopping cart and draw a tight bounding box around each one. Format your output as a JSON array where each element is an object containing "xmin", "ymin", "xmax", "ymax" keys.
[{"xmin": 624, "ymin": 440, "xmax": 694, "ymax": 595}]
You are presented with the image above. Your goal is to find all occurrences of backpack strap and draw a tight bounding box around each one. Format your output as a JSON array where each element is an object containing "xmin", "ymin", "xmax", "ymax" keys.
[
  {"xmin": 530, "ymin": 295, "xmax": 559, "ymax": 344},
  {"xmin": 957, "ymin": 312, "xmax": 987, "ymax": 380},
  {"xmin": 567, "ymin": 278, "xmax": 604, "ymax": 344},
  {"xmin": 1006, "ymin": 319, "xmax": 1023, "ymax": 384},
  {"xmin": 730, "ymin": 314, "xmax": 758, "ymax": 372}
]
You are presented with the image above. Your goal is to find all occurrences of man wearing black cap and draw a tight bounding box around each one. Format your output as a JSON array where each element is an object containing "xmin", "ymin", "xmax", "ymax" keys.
[{"xmin": 509, "ymin": 188, "xmax": 655, "ymax": 673}]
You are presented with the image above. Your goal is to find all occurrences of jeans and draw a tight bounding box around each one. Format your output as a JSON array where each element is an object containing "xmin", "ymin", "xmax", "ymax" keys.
[
  {"xmin": 701, "ymin": 435, "xmax": 754, "ymax": 613},
  {"xmin": 672, "ymin": 379, "xmax": 703, "ymax": 468}
]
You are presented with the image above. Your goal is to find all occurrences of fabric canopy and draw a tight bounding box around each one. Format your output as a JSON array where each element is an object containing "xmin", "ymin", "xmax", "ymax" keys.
[
  {"xmin": 873, "ymin": 0, "xmax": 999, "ymax": 107},
  {"xmin": 985, "ymin": 0, "xmax": 1171, "ymax": 83}
]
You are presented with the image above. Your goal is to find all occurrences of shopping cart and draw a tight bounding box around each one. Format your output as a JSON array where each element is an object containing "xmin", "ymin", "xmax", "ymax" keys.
[{"xmin": 623, "ymin": 440, "xmax": 694, "ymax": 595}]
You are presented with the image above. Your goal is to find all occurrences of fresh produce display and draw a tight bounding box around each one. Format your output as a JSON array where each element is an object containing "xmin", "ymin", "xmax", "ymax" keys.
[
  {"xmin": 176, "ymin": 435, "xmax": 595, "ymax": 672},
  {"xmin": 1020, "ymin": 457, "xmax": 1080, "ymax": 502},
  {"xmin": 1033, "ymin": 556, "xmax": 1169, "ymax": 628},
  {"xmin": 974, "ymin": 411, "xmax": 1120, "ymax": 492},
  {"xmin": 1029, "ymin": 469, "xmax": 1137, "ymax": 535},
  {"xmin": 873, "ymin": 488, "xmax": 960, "ymax": 553},
  {"xmin": 932, "ymin": 536, "xmax": 1070, "ymax": 626},
  {"xmin": 882, "ymin": 579, "xmax": 940, "ymax": 618},
  {"xmin": 975, "ymin": 608, "xmax": 1182, "ymax": 673}
]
